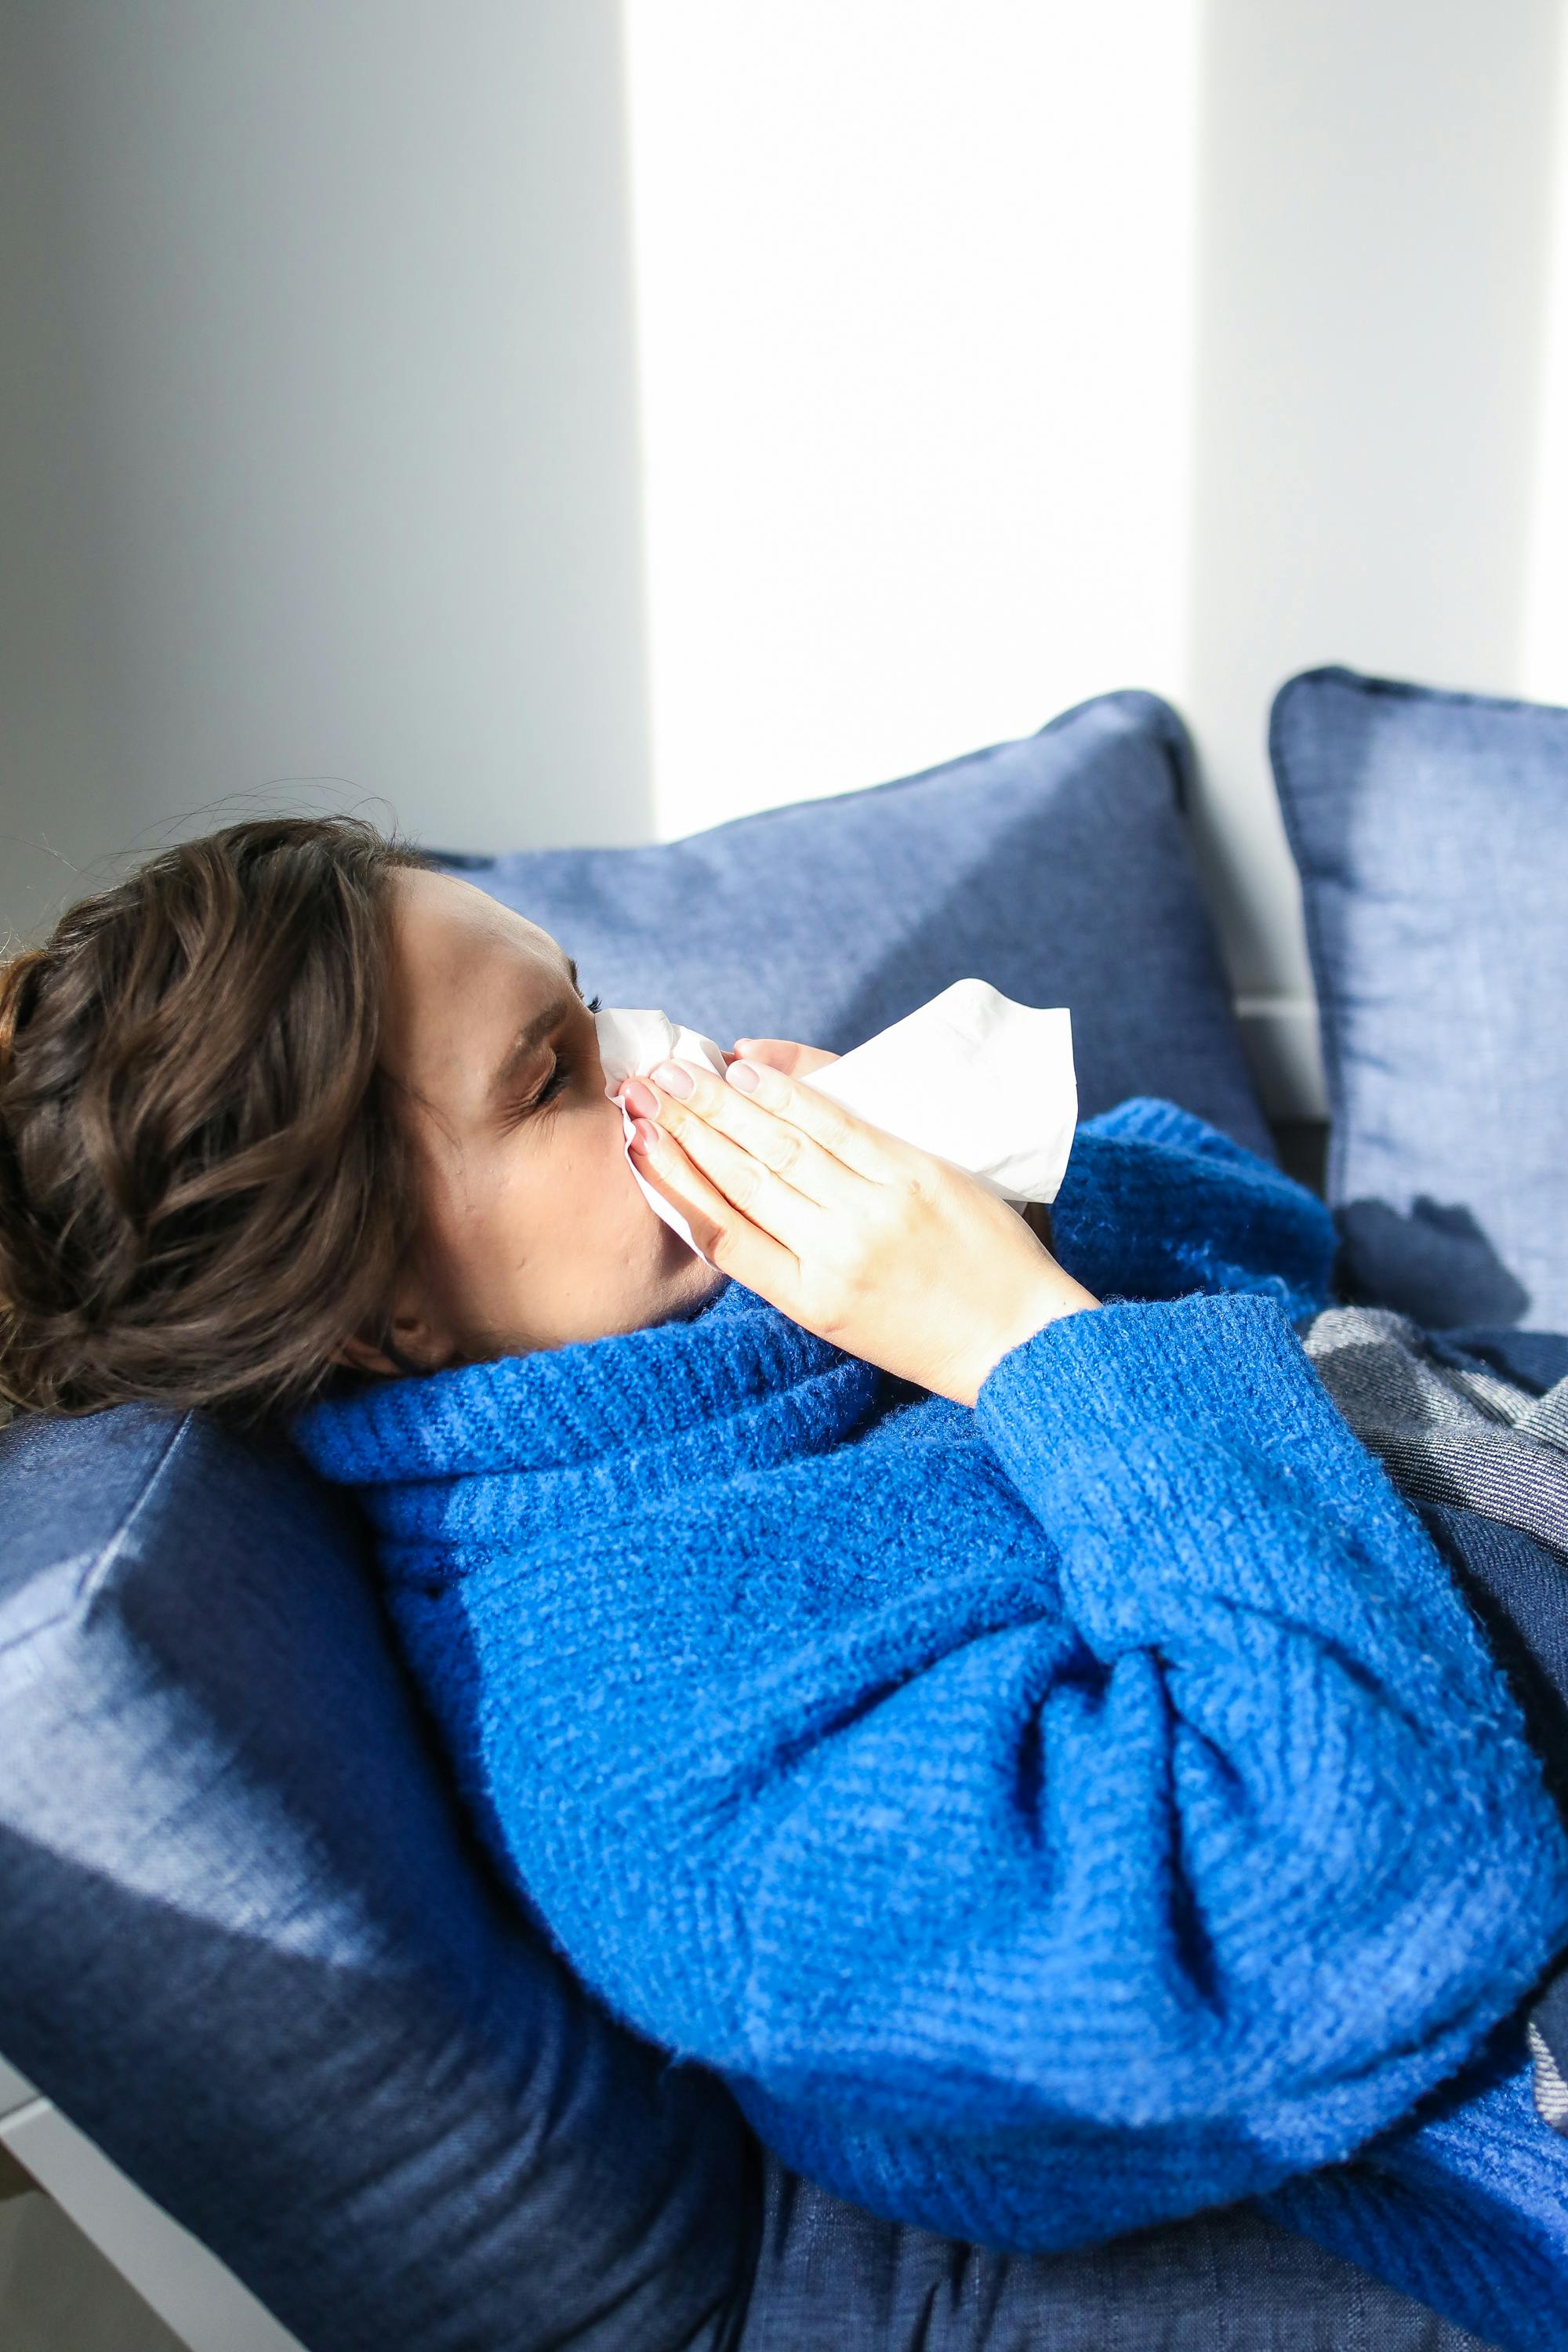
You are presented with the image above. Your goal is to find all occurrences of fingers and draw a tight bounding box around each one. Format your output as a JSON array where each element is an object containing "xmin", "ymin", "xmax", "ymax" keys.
[
  {"xmin": 722, "ymin": 1055, "xmax": 898, "ymax": 1182},
  {"xmin": 627, "ymin": 1065, "xmax": 835, "ymax": 1249},
  {"xmin": 731, "ymin": 1036, "xmax": 790, "ymax": 1069},
  {"xmin": 626, "ymin": 1116, "xmax": 800, "ymax": 1294},
  {"xmin": 732, "ymin": 1036, "xmax": 841, "ymax": 1080}
]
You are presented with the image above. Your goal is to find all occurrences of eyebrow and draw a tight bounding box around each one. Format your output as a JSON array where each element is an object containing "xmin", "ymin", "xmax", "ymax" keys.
[{"xmin": 488, "ymin": 958, "xmax": 583, "ymax": 1105}]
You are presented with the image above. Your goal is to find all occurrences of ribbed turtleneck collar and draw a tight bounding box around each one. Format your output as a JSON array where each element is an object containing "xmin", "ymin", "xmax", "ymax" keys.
[{"xmin": 292, "ymin": 1275, "xmax": 885, "ymax": 1494}]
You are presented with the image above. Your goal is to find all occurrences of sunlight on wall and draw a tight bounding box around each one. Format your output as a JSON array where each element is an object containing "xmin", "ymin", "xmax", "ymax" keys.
[
  {"xmin": 620, "ymin": 0, "xmax": 1201, "ymax": 841},
  {"xmin": 1523, "ymin": 2, "xmax": 1568, "ymax": 708}
]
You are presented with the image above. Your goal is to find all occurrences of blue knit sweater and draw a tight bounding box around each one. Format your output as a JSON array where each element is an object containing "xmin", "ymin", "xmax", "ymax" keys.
[{"xmin": 296, "ymin": 1100, "xmax": 1568, "ymax": 2351}]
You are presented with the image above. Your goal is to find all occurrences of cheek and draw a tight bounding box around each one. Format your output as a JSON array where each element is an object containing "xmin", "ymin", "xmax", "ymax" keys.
[
  {"xmin": 434, "ymin": 1105, "xmax": 659, "ymax": 1310},
  {"xmin": 585, "ymin": 1107, "xmax": 655, "ymax": 1236},
  {"xmin": 576, "ymin": 1109, "xmax": 689, "ymax": 1285},
  {"xmin": 540, "ymin": 1103, "xmax": 647, "ymax": 1244}
]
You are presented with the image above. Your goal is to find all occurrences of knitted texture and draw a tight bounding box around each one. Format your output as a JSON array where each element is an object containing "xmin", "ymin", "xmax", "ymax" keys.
[{"xmin": 296, "ymin": 1099, "xmax": 1568, "ymax": 2349}]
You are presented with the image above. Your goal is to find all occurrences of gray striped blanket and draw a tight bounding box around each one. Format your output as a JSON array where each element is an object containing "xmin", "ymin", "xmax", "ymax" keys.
[{"xmin": 1300, "ymin": 1305, "xmax": 1568, "ymax": 2137}]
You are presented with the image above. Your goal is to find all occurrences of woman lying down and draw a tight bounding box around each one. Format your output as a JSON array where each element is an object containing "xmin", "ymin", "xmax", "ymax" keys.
[{"xmin": 2, "ymin": 818, "xmax": 1566, "ymax": 2351}]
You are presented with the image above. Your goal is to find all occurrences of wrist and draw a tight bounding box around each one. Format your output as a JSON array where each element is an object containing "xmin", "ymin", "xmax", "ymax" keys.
[{"xmin": 955, "ymin": 1262, "xmax": 1100, "ymax": 1407}]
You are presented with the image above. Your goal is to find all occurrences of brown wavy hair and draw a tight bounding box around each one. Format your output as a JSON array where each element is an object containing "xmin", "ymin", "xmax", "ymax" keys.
[{"xmin": 0, "ymin": 817, "xmax": 425, "ymax": 1424}]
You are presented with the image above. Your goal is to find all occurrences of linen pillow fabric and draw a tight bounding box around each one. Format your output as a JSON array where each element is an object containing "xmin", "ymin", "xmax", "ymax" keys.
[
  {"xmin": 0, "ymin": 1405, "xmax": 753, "ymax": 2352},
  {"xmin": 434, "ymin": 690, "xmax": 1273, "ymax": 1158},
  {"xmin": 1271, "ymin": 666, "xmax": 1568, "ymax": 1331}
]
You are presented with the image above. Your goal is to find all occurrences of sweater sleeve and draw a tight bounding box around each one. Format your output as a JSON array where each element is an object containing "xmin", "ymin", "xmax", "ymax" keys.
[
  {"xmin": 1050, "ymin": 1097, "xmax": 1338, "ymax": 1317},
  {"xmin": 731, "ymin": 1290, "xmax": 1568, "ymax": 2232}
]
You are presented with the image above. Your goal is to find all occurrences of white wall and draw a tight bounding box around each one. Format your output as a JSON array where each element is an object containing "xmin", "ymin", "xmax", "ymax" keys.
[
  {"xmin": 620, "ymin": 0, "xmax": 1200, "ymax": 837},
  {"xmin": 622, "ymin": 0, "xmax": 1568, "ymax": 1113},
  {"xmin": 1525, "ymin": 11, "xmax": 1568, "ymax": 696},
  {"xmin": 0, "ymin": 0, "xmax": 652, "ymax": 953},
  {"xmin": 1186, "ymin": 0, "xmax": 1566, "ymax": 1105},
  {"xmin": 4, "ymin": 2, "xmax": 1568, "ymax": 1115}
]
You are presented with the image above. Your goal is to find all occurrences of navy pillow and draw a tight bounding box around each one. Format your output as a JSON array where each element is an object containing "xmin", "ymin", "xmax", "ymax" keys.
[
  {"xmin": 435, "ymin": 690, "xmax": 1273, "ymax": 1158},
  {"xmin": 0, "ymin": 1406, "xmax": 753, "ymax": 2352},
  {"xmin": 1271, "ymin": 667, "xmax": 1568, "ymax": 1329}
]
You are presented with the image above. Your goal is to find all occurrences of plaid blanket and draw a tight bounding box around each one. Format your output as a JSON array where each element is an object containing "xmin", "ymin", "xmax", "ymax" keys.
[{"xmin": 1301, "ymin": 1306, "xmax": 1568, "ymax": 2137}]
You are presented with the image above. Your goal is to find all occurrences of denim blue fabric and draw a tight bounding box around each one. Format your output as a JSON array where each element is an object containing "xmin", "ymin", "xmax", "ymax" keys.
[
  {"xmin": 1270, "ymin": 667, "xmax": 1568, "ymax": 1330},
  {"xmin": 0, "ymin": 1403, "xmax": 1496, "ymax": 2350},
  {"xmin": 739, "ymin": 2165, "xmax": 1493, "ymax": 2350},
  {"xmin": 433, "ymin": 689, "xmax": 1275, "ymax": 1156},
  {"xmin": 0, "ymin": 1405, "xmax": 753, "ymax": 2352}
]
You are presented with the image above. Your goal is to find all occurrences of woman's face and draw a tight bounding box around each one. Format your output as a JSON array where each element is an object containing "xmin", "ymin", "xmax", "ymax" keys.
[{"xmin": 354, "ymin": 865, "xmax": 724, "ymax": 1374}]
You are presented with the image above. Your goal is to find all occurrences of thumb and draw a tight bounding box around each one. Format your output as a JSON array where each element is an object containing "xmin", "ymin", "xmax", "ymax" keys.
[
  {"xmin": 732, "ymin": 1036, "xmax": 840, "ymax": 1079},
  {"xmin": 731, "ymin": 1036, "xmax": 797, "ymax": 1072}
]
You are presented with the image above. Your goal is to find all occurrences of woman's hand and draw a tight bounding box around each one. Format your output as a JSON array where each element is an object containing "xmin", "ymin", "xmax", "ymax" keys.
[
  {"xmin": 721, "ymin": 1036, "xmax": 840, "ymax": 1082},
  {"xmin": 620, "ymin": 1050, "xmax": 1098, "ymax": 1406},
  {"xmin": 731, "ymin": 1040, "xmax": 1053, "ymax": 1247}
]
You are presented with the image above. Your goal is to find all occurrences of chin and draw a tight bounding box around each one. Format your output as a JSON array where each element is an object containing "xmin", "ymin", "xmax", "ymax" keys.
[{"xmin": 659, "ymin": 1229, "xmax": 725, "ymax": 1316}]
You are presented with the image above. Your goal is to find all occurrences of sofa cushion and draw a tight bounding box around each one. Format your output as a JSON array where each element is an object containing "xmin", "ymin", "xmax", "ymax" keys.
[
  {"xmin": 0, "ymin": 1403, "xmax": 752, "ymax": 2352},
  {"xmin": 1270, "ymin": 666, "xmax": 1568, "ymax": 1328},
  {"xmin": 435, "ymin": 690, "xmax": 1273, "ymax": 1157}
]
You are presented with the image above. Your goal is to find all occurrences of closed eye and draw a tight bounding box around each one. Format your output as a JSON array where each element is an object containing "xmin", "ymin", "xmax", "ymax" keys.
[{"xmin": 513, "ymin": 994, "xmax": 601, "ymax": 1120}]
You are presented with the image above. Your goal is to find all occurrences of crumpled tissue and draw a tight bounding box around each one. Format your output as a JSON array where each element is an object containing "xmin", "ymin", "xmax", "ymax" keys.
[{"xmin": 596, "ymin": 978, "xmax": 1076, "ymax": 1259}]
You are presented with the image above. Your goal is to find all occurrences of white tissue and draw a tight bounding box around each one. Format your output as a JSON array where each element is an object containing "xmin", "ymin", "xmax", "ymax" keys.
[
  {"xmin": 596, "ymin": 1007, "xmax": 731, "ymax": 1254},
  {"xmin": 808, "ymin": 980, "xmax": 1076, "ymax": 1203},
  {"xmin": 596, "ymin": 979, "xmax": 1076, "ymax": 1259}
]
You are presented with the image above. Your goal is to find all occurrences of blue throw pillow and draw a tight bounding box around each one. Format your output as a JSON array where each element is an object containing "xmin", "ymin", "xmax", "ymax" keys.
[
  {"xmin": 1271, "ymin": 666, "xmax": 1568, "ymax": 1330},
  {"xmin": 0, "ymin": 1405, "xmax": 753, "ymax": 2352},
  {"xmin": 434, "ymin": 690, "xmax": 1272, "ymax": 1157}
]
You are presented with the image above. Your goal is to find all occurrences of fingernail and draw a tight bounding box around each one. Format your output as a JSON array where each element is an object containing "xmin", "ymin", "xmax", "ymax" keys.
[
  {"xmin": 630, "ymin": 1115, "xmax": 658, "ymax": 1152},
  {"xmin": 727, "ymin": 1059, "xmax": 761, "ymax": 1094},
  {"xmin": 650, "ymin": 1059, "xmax": 694, "ymax": 1098},
  {"xmin": 622, "ymin": 1077, "xmax": 658, "ymax": 1120}
]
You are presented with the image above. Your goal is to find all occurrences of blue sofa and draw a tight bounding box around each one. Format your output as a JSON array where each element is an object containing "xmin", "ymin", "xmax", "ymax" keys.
[{"xmin": 5, "ymin": 683, "xmax": 1548, "ymax": 2350}]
